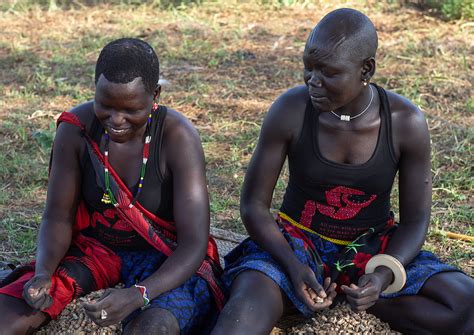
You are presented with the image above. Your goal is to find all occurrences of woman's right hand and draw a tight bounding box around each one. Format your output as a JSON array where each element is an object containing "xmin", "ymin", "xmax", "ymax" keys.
[
  {"xmin": 22, "ymin": 273, "xmax": 53, "ymax": 311},
  {"xmin": 288, "ymin": 262, "xmax": 337, "ymax": 312}
]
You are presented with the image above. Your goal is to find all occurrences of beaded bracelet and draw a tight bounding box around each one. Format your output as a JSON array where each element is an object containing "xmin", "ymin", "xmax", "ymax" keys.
[{"xmin": 134, "ymin": 284, "xmax": 150, "ymax": 307}]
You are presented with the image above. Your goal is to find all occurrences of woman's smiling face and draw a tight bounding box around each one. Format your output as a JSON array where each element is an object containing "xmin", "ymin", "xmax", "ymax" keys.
[{"xmin": 94, "ymin": 75, "xmax": 154, "ymax": 143}]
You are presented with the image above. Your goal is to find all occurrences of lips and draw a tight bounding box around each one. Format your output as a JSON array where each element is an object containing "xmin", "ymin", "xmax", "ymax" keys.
[
  {"xmin": 107, "ymin": 126, "xmax": 131, "ymax": 136},
  {"xmin": 309, "ymin": 91, "xmax": 325, "ymax": 99},
  {"xmin": 309, "ymin": 94, "xmax": 327, "ymax": 104}
]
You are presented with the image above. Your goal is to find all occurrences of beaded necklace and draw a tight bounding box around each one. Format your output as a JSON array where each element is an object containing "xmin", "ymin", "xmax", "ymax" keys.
[{"xmin": 101, "ymin": 104, "xmax": 157, "ymax": 208}]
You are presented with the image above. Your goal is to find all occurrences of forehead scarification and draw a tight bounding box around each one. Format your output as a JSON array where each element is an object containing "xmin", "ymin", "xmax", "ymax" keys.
[
  {"xmin": 305, "ymin": 8, "xmax": 378, "ymax": 63},
  {"xmin": 305, "ymin": 29, "xmax": 347, "ymax": 60}
]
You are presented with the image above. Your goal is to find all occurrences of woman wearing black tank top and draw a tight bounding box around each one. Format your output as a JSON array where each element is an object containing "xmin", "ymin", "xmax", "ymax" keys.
[
  {"xmin": 213, "ymin": 8, "xmax": 473, "ymax": 335},
  {"xmin": 0, "ymin": 38, "xmax": 223, "ymax": 334}
]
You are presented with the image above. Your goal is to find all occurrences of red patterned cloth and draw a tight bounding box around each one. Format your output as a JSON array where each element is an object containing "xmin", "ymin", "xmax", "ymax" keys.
[
  {"xmin": 0, "ymin": 111, "xmax": 225, "ymax": 318},
  {"xmin": 0, "ymin": 211, "xmax": 122, "ymax": 318}
]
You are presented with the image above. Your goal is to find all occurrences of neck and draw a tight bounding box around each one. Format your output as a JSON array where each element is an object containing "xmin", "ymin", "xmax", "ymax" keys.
[{"xmin": 335, "ymin": 84, "xmax": 373, "ymax": 117}]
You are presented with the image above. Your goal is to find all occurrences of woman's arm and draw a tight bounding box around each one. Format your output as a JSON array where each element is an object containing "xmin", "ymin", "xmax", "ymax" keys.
[
  {"xmin": 241, "ymin": 87, "xmax": 335, "ymax": 311},
  {"xmin": 343, "ymin": 95, "xmax": 432, "ymax": 311},
  {"xmin": 24, "ymin": 120, "xmax": 83, "ymax": 309},
  {"xmin": 241, "ymin": 90, "xmax": 305, "ymax": 274},
  {"xmin": 386, "ymin": 105, "xmax": 431, "ymax": 264},
  {"xmin": 137, "ymin": 111, "xmax": 211, "ymax": 298}
]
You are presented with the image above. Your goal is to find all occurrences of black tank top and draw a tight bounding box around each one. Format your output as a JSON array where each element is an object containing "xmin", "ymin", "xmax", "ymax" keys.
[
  {"xmin": 280, "ymin": 84, "xmax": 398, "ymax": 242},
  {"xmin": 81, "ymin": 105, "xmax": 173, "ymax": 250}
]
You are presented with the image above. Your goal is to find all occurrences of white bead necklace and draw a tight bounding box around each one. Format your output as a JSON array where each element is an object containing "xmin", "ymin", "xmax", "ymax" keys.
[{"xmin": 331, "ymin": 85, "xmax": 374, "ymax": 122}]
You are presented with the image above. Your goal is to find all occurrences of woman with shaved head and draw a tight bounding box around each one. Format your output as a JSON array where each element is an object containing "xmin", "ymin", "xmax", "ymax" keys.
[{"xmin": 212, "ymin": 8, "xmax": 473, "ymax": 335}]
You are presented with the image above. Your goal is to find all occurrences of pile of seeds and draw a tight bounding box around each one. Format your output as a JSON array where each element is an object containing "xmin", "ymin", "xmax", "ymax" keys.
[
  {"xmin": 32, "ymin": 233, "xmax": 399, "ymax": 334},
  {"xmin": 36, "ymin": 290, "xmax": 122, "ymax": 335},
  {"xmin": 36, "ymin": 293, "xmax": 399, "ymax": 334},
  {"xmin": 282, "ymin": 303, "xmax": 400, "ymax": 335}
]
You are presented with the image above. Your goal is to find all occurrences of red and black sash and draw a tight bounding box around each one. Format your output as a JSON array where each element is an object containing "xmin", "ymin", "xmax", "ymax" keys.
[{"xmin": 57, "ymin": 112, "xmax": 225, "ymax": 309}]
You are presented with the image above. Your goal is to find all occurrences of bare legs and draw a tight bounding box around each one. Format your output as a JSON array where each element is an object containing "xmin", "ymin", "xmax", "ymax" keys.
[
  {"xmin": 0, "ymin": 295, "xmax": 50, "ymax": 335},
  {"xmin": 370, "ymin": 272, "xmax": 474, "ymax": 335},
  {"xmin": 212, "ymin": 270, "xmax": 288, "ymax": 335},
  {"xmin": 0, "ymin": 295, "xmax": 181, "ymax": 335},
  {"xmin": 214, "ymin": 270, "xmax": 474, "ymax": 335},
  {"xmin": 3, "ymin": 271, "xmax": 472, "ymax": 334},
  {"xmin": 123, "ymin": 307, "xmax": 180, "ymax": 335}
]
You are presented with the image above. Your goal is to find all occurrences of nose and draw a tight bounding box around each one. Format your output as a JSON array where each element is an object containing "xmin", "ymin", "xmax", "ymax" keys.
[
  {"xmin": 109, "ymin": 111, "xmax": 126, "ymax": 127},
  {"xmin": 308, "ymin": 71, "xmax": 322, "ymax": 88}
]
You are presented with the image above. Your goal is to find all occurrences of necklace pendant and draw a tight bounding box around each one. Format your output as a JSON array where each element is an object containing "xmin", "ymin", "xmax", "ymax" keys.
[
  {"xmin": 101, "ymin": 192, "xmax": 112, "ymax": 204},
  {"xmin": 340, "ymin": 114, "xmax": 351, "ymax": 122}
]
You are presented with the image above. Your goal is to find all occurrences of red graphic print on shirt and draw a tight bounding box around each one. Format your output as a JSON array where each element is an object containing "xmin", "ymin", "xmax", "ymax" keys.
[
  {"xmin": 300, "ymin": 200, "xmax": 316, "ymax": 228},
  {"xmin": 299, "ymin": 186, "xmax": 377, "ymax": 226},
  {"xmin": 316, "ymin": 186, "xmax": 377, "ymax": 220}
]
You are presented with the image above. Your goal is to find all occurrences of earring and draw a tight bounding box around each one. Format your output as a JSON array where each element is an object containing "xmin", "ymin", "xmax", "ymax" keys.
[{"xmin": 363, "ymin": 80, "xmax": 368, "ymax": 86}]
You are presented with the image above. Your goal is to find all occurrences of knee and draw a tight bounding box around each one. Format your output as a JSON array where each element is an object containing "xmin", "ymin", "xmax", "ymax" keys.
[
  {"xmin": 0, "ymin": 319, "xmax": 31, "ymax": 335},
  {"xmin": 213, "ymin": 294, "xmax": 279, "ymax": 335},
  {"xmin": 443, "ymin": 276, "xmax": 474, "ymax": 333},
  {"xmin": 447, "ymin": 306, "xmax": 474, "ymax": 335},
  {"xmin": 453, "ymin": 285, "xmax": 474, "ymax": 333},
  {"xmin": 212, "ymin": 297, "xmax": 255, "ymax": 335},
  {"xmin": 215, "ymin": 297, "xmax": 246, "ymax": 330},
  {"xmin": 125, "ymin": 319, "xmax": 179, "ymax": 335},
  {"xmin": 213, "ymin": 271, "xmax": 284, "ymax": 335},
  {"xmin": 123, "ymin": 308, "xmax": 179, "ymax": 335}
]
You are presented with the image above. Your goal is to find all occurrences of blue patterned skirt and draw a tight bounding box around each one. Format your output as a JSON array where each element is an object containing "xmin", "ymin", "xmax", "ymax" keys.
[
  {"xmin": 222, "ymin": 221, "xmax": 460, "ymax": 318},
  {"xmin": 117, "ymin": 249, "xmax": 218, "ymax": 335}
]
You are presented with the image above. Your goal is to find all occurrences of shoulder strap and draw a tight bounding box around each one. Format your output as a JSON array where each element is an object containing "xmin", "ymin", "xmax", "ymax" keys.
[
  {"xmin": 153, "ymin": 105, "xmax": 168, "ymax": 180},
  {"xmin": 373, "ymin": 84, "xmax": 397, "ymax": 165}
]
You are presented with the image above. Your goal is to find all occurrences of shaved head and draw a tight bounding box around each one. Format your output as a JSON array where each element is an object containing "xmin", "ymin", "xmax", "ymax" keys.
[{"xmin": 305, "ymin": 8, "xmax": 378, "ymax": 63}]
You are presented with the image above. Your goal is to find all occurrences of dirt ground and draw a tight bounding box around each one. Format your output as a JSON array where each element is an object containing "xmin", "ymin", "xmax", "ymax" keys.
[{"xmin": 0, "ymin": 0, "xmax": 472, "ymax": 334}]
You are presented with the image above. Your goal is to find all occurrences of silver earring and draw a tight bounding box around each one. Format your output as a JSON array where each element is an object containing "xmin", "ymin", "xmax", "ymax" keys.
[{"xmin": 363, "ymin": 80, "xmax": 368, "ymax": 86}]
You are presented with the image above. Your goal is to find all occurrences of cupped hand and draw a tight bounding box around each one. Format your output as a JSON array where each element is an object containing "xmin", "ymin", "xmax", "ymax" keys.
[
  {"xmin": 289, "ymin": 263, "xmax": 337, "ymax": 312},
  {"xmin": 22, "ymin": 273, "xmax": 53, "ymax": 311},
  {"xmin": 82, "ymin": 287, "xmax": 143, "ymax": 327},
  {"xmin": 341, "ymin": 272, "xmax": 385, "ymax": 312}
]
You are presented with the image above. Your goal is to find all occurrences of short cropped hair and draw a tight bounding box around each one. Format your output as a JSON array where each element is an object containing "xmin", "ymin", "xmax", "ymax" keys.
[
  {"xmin": 307, "ymin": 8, "xmax": 378, "ymax": 61},
  {"xmin": 95, "ymin": 38, "xmax": 159, "ymax": 94}
]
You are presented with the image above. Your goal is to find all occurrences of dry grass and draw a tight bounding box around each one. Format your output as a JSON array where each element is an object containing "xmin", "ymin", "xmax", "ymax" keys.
[{"xmin": 0, "ymin": 0, "xmax": 472, "ymax": 273}]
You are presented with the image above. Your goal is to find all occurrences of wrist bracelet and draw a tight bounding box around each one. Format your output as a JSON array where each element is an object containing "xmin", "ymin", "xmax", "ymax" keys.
[
  {"xmin": 134, "ymin": 284, "xmax": 150, "ymax": 307},
  {"xmin": 365, "ymin": 254, "xmax": 407, "ymax": 294}
]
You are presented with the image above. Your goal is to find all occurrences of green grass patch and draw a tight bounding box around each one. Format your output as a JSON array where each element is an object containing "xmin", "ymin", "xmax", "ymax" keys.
[{"xmin": 0, "ymin": 1, "xmax": 472, "ymax": 273}]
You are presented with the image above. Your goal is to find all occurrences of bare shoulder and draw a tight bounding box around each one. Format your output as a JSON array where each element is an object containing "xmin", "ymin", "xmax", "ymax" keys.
[
  {"xmin": 68, "ymin": 101, "xmax": 95, "ymax": 128},
  {"xmin": 162, "ymin": 107, "xmax": 201, "ymax": 145},
  {"xmin": 55, "ymin": 101, "xmax": 95, "ymax": 148},
  {"xmin": 385, "ymin": 89, "xmax": 430, "ymax": 153},
  {"xmin": 385, "ymin": 90, "xmax": 424, "ymax": 120},
  {"xmin": 268, "ymin": 85, "xmax": 308, "ymax": 119},
  {"xmin": 263, "ymin": 85, "xmax": 309, "ymax": 141},
  {"xmin": 160, "ymin": 107, "xmax": 205, "ymax": 178}
]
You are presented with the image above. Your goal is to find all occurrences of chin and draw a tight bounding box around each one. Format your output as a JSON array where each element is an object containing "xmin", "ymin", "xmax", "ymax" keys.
[
  {"xmin": 108, "ymin": 133, "xmax": 132, "ymax": 143},
  {"xmin": 311, "ymin": 100, "xmax": 331, "ymax": 112}
]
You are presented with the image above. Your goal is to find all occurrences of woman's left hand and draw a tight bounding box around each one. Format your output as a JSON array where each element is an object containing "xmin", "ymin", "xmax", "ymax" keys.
[
  {"xmin": 340, "ymin": 272, "xmax": 385, "ymax": 312},
  {"xmin": 82, "ymin": 287, "xmax": 143, "ymax": 326}
]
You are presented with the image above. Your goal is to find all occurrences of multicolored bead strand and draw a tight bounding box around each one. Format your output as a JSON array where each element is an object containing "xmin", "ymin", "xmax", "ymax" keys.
[
  {"xmin": 101, "ymin": 105, "xmax": 156, "ymax": 208},
  {"xmin": 101, "ymin": 132, "xmax": 118, "ymax": 206}
]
